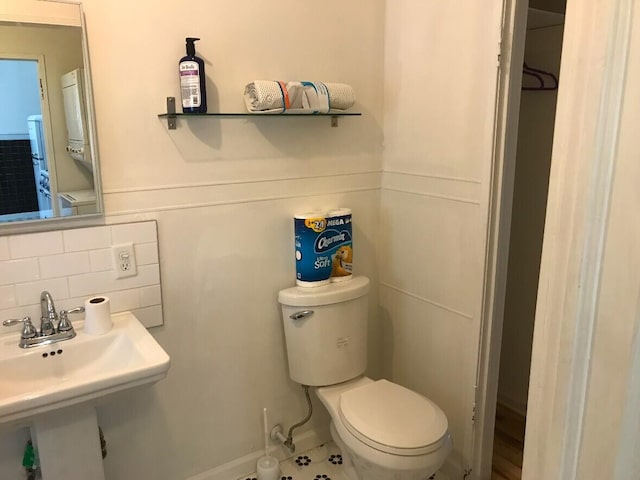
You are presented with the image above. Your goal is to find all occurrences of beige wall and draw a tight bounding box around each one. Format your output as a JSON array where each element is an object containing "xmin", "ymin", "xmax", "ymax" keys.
[
  {"xmin": 0, "ymin": 1, "xmax": 385, "ymax": 479},
  {"xmin": 381, "ymin": 1, "xmax": 503, "ymax": 474}
]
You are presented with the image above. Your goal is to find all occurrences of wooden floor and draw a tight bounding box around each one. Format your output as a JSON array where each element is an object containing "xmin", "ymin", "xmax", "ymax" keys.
[{"xmin": 491, "ymin": 403, "xmax": 526, "ymax": 480}]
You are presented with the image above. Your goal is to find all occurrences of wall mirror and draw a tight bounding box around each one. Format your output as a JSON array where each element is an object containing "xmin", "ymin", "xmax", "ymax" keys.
[{"xmin": 0, "ymin": 0, "xmax": 102, "ymax": 232}]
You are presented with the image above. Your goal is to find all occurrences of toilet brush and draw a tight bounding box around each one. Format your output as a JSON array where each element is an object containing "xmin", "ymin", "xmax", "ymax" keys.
[{"xmin": 256, "ymin": 408, "xmax": 280, "ymax": 480}]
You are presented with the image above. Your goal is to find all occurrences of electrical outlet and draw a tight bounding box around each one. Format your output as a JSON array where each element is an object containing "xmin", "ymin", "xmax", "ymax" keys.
[{"xmin": 111, "ymin": 242, "xmax": 137, "ymax": 278}]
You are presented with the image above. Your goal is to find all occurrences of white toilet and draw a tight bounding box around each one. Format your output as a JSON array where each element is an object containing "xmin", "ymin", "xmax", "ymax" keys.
[{"xmin": 278, "ymin": 276, "xmax": 452, "ymax": 480}]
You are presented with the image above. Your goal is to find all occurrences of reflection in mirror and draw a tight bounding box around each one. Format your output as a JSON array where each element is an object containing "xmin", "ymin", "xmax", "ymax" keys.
[{"xmin": 0, "ymin": 4, "xmax": 102, "ymax": 229}]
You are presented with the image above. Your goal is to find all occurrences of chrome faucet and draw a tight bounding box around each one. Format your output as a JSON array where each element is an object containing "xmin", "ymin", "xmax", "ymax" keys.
[
  {"xmin": 2, "ymin": 291, "xmax": 84, "ymax": 348},
  {"xmin": 40, "ymin": 291, "xmax": 57, "ymax": 336}
]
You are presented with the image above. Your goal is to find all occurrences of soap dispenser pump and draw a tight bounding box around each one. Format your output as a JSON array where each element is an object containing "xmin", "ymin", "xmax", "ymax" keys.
[{"xmin": 179, "ymin": 37, "xmax": 207, "ymax": 113}]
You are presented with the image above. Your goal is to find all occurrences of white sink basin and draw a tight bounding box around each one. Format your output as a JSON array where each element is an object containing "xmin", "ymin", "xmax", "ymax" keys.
[{"xmin": 0, "ymin": 311, "xmax": 170, "ymax": 427}]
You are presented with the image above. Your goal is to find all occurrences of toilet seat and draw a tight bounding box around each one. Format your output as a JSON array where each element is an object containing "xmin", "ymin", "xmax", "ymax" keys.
[{"xmin": 338, "ymin": 379, "xmax": 449, "ymax": 456}]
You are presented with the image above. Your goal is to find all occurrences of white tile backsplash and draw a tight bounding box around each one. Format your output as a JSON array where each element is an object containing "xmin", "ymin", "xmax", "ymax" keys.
[
  {"xmin": 1, "ymin": 304, "xmax": 41, "ymax": 325},
  {"xmin": 66, "ymin": 270, "xmax": 110, "ymax": 298},
  {"xmin": 107, "ymin": 288, "xmax": 141, "ymax": 312},
  {"xmin": 89, "ymin": 248, "xmax": 113, "ymax": 272},
  {"xmin": 62, "ymin": 225, "xmax": 111, "ymax": 252},
  {"xmin": 135, "ymin": 242, "xmax": 159, "ymax": 265},
  {"xmin": 67, "ymin": 264, "xmax": 160, "ymax": 298},
  {"xmin": 9, "ymin": 231, "xmax": 64, "ymax": 259},
  {"xmin": 15, "ymin": 277, "xmax": 69, "ymax": 307},
  {"xmin": 0, "ymin": 258, "xmax": 40, "ymax": 286},
  {"xmin": 111, "ymin": 222, "xmax": 156, "ymax": 245},
  {"xmin": 0, "ymin": 221, "xmax": 162, "ymax": 331},
  {"xmin": 39, "ymin": 251, "xmax": 91, "ymax": 279},
  {"xmin": 0, "ymin": 285, "xmax": 17, "ymax": 310},
  {"xmin": 139, "ymin": 285, "xmax": 162, "ymax": 307},
  {"xmin": 0, "ymin": 237, "xmax": 9, "ymax": 260},
  {"xmin": 56, "ymin": 296, "xmax": 92, "ymax": 312}
]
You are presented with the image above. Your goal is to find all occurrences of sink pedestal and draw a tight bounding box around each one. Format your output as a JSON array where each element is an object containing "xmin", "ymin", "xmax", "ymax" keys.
[
  {"xmin": 0, "ymin": 312, "xmax": 170, "ymax": 478},
  {"xmin": 32, "ymin": 406, "xmax": 105, "ymax": 480}
]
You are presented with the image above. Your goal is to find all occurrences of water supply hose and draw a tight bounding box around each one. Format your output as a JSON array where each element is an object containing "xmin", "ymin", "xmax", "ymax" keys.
[{"xmin": 283, "ymin": 385, "xmax": 312, "ymax": 453}]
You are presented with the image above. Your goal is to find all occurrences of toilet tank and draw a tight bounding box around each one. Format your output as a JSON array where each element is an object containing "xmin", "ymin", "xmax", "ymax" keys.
[{"xmin": 278, "ymin": 276, "xmax": 370, "ymax": 386}]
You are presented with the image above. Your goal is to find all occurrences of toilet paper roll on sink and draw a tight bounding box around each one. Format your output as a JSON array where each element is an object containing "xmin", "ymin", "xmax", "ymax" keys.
[{"xmin": 83, "ymin": 296, "xmax": 112, "ymax": 335}]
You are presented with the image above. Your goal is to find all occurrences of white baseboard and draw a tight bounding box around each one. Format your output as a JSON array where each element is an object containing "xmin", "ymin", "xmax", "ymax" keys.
[{"xmin": 184, "ymin": 427, "xmax": 330, "ymax": 480}]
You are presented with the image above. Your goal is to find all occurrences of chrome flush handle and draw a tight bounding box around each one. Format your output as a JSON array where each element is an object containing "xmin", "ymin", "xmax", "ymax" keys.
[{"xmin": 289, "ymin": 310, "xmax": 314, "ymax": 321}]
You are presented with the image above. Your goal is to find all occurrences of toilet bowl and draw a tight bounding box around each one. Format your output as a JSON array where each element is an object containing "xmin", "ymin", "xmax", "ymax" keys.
[
  {"xmin": 316, "ymin": 377, "xmax": 452, "ymax": 480},
  {"xmin": 278, "ymin": 276, "xmax": 452, "ymax": 479}
]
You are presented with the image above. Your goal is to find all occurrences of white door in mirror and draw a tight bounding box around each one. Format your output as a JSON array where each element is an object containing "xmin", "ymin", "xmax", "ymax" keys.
[{"xmin": 111, "ymin": 242, "xmax": 137, "ymax": 278}]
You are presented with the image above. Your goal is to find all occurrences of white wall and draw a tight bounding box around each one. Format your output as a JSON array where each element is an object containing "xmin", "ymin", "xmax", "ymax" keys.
[
  {"xmin": 498, "ymin": 24, "xmax": 564, "ymax": 415},
  {"xmin": 0, "ymin": 1, "xmax": 385, "ymax": 479},
  {"xmin": 381, "ymin": 1, "xmax": 503, "ymax": 474}
]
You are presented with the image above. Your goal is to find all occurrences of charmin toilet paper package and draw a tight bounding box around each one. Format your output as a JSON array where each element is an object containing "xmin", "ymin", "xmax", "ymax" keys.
[
  {"xmin": 294, "ymin": 211, "xmax": 332, "ymax": 287},
  {"xmin": 293, "ymin": 208, "xmax": 353, "ymax": 287},
  {"xmin": 327, "ymin": 208, "xmax": 353, "ymax": 282}
]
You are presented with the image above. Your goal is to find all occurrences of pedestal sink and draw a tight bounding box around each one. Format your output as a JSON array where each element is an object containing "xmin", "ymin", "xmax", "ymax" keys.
[{"xmin": 0, "ymin": 311, "xmax": 170, "ymax": 479}]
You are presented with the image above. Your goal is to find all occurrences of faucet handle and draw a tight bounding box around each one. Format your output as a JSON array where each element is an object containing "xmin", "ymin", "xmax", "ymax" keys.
[
  {"xmin": 58, "ymin": 307, "xmax": 85, "ymax": 332},
  {"xmin": 3, "ymin": 317, "xmax": 38, "ymax": 339}
]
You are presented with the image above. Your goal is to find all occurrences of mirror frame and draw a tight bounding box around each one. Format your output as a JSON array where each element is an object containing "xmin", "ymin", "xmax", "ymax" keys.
[{"xmin": 0, "ymin": 1, "xmax": 103, "ymax": 235}]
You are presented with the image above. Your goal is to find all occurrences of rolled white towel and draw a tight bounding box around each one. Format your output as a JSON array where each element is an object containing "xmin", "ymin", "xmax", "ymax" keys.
[{"xmin": 244, "ymin": 80, "xmax": 355, "ymax": 113}]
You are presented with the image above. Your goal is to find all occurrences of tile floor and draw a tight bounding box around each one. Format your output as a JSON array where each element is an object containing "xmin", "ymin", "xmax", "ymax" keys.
[{"xmin": 238, "ymin": 442, "xmax": 447, "ymax": 480}]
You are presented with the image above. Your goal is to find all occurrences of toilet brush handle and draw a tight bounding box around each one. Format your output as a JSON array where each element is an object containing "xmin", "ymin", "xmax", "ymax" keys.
[{"xmin": 263, "ymin": 407, "xmax": 269, "ymax": 458}]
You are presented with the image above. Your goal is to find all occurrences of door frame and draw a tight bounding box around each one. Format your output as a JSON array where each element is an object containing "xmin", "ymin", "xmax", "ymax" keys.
[
  {"xmin": 472, "ymin": 0, "xmax": 528, "ymax": 477},
  {"xmin": 474, "ymin": 0, "xmax": 634, "ymax": 478},
  {"xmin": 0, "ymin": 53, "xmax": 59, "ymax": 217}
]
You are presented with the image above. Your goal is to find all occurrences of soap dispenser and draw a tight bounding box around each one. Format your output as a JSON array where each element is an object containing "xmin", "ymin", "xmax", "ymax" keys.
[{"xmin": 179, "ymin": 37, "xmax": 207, "ymax": 113}]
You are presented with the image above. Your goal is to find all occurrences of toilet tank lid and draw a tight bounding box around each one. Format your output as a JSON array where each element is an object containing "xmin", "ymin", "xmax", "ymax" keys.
[{"xmin": 278, "ymin": 276, "xmax": 370, "ymax": 307}]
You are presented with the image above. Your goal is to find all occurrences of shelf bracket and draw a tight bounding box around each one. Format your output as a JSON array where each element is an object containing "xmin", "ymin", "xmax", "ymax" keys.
[
  {"xmin": 166, "ymin": 97, "xmax": 177, "ymax": 130},
  {"xmin": 331, "ymin": 115, "xmax": 339, "ymax": 127}
]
